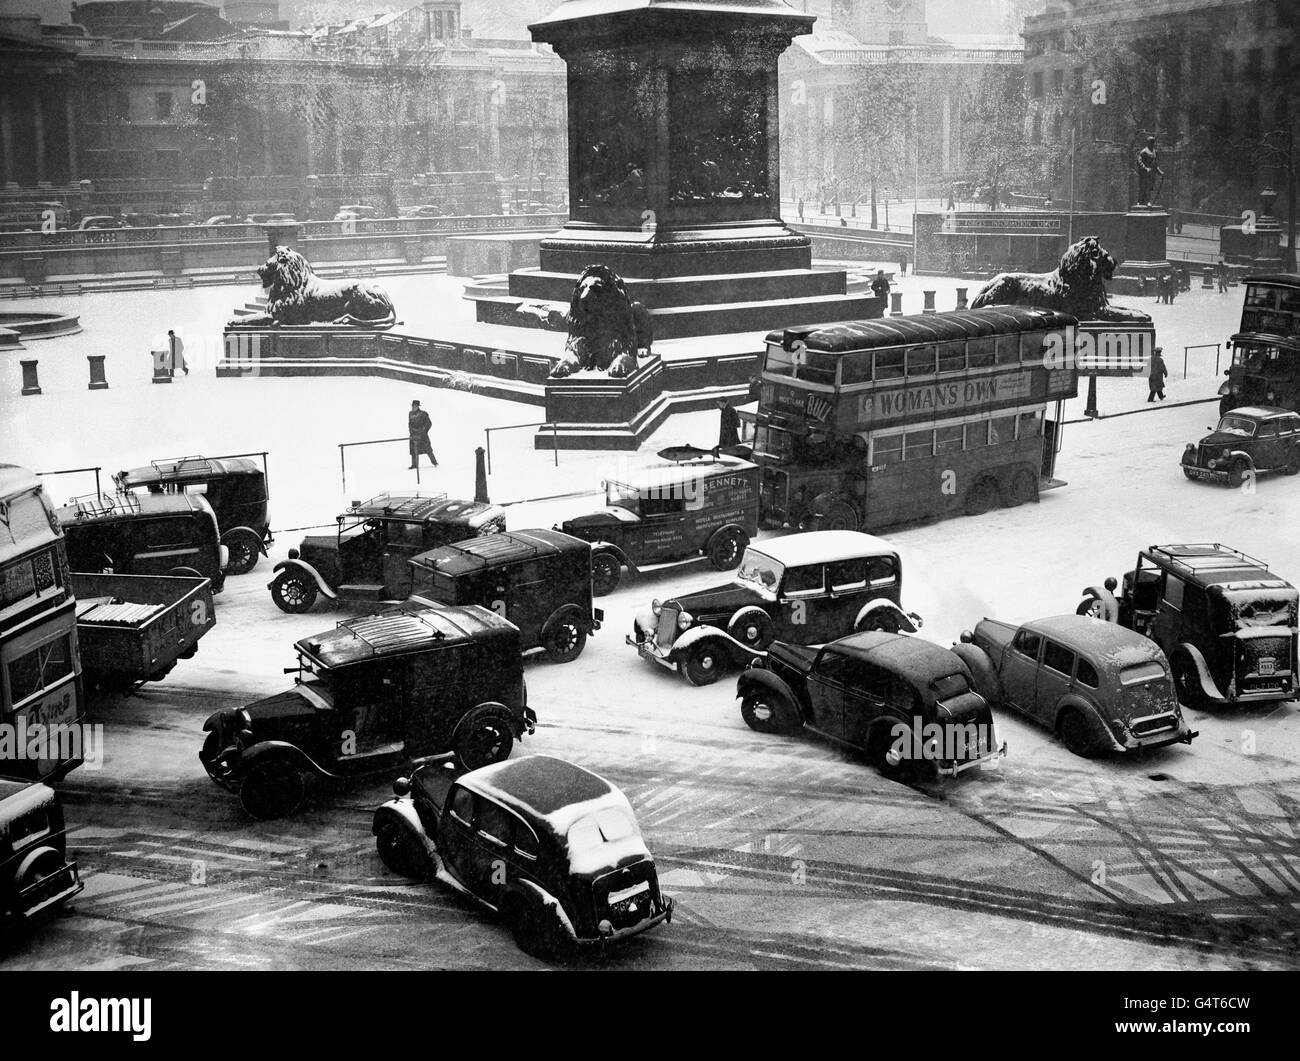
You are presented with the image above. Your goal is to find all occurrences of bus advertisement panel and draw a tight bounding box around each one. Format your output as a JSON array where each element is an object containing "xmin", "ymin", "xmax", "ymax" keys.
[{"xmin": 752, "ymin": 307, "xmax": 1079, "ymax": 532}]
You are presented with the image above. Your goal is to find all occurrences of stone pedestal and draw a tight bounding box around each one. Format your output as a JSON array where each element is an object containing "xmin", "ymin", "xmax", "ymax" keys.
[
  {"xmin": 1220, "ymin": 189, "xmax": 1285, "ymax": 272},
  {"xmin": 1114, "ymin": 207, "xmax": 1170, "ymax": 294},
  {"xmin": 473, "ymin": 0, "xmax": 880, "ymax": 340}
]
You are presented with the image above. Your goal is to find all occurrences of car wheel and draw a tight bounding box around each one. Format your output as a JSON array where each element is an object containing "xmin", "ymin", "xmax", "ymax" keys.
[
  {"xmin": 1075, "ymin": 597, "xmax": 1108, "ymax": 619},
  {"xmin": 1227, "ymin": 460, "xmax": 1249, "ymax": 488},
  {"xmin": 727, "ymin": 608, "xmax": 774, "ymax": 650},
  {"xmin": 1286, "ymin": 448, "xmax": 1300, "ymax": 476},
  {"xmin": 542, "ymin": 619, "xmax": 587, "ymax": 663},
  {"xmin": 507, "ymin": 893, "xmax": 570, "ymax": 961},
  {"xmin": 454, "ymin": 708, "xmax": 515, "ymax": 771},
  {"xmin": 223, "ymin": 530, "xmax": 262, "ymax": 575},
  {"xmin": 239, "ymin": 761, "xmax": 305, "ymax": 820},
  {"xmin": 867, "ymin": 722, "xmax": 914, "ymax": 781},
  {"xmin": 375, "ymin": 819, "xmax": 427, "ymax": 879},
  {"xmin": 963, "ymin": 479, "xmax": 999, "ymax": 516},
  {"xmin": 707, "ymin": 528, "xmax": 745, "ymax": 570},
  {"xmin": 1172, "ymin": 654, "xmax": 1206, "ymax": 711},
  {"xmin": 681, "ymin": 640, "xmax": 724, "ymax": 686},
  {"xmin": 740, "ymin": 692, "xmax": 800, "ymax": 735},
  {"xmin": 271, "ymin": 571, "xmax": 318, "ymax": 613},
  {"xmin": 591, "ymin": 552, "xmax": 621, "ymax": 596},
  {"xmin": 1057, "ymin": 708, "xmax": 1100, "ymax": 758}
]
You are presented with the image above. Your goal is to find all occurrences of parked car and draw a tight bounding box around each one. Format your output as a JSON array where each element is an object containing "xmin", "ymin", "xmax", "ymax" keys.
[
  {"xmin": 201, "ymin": 215, "xmax": 240, "ymax": 226},
  {"xmin": 737, "ymin": 631, "xmax": 1005, "ymax": 778},
  {"xmin": 74, "ymin": 215, "xmax": 124, "ymax": 231},
  {"xmin": 115, "ymin": 453, "xmax": 273, "ymax": 576},
  {"xmin": 953, "ymin": 615, "xmax": 1197, "ymax": 757},
  {"xmin": 200, "ymin": 601, "xmax": 534, "ymax": 819},
  {"xmin": 559, "ymin": 453, "xmax": 759, "ymax": 595},
  {"xmin": 269, "ymin": 492, "xmax": 505, "ymax": 613},
  {"xmin": 1077, "ymin": 544, "xmax": 1298, "ymax": 707},
  {"xmin": 56, "ymin": 491, "xmax": 226, "ymax": 593},
  {"xmin": 334, "ymin": 205, "xmax": 379, "ymax": 221},
  {"xmin": 629, "ymin": 530, "xmax": 922, "ymax": 686},
  {"xmin": 373, "ymin": 753, "xmax": 672, "ymax": 958},
  {"xmin": 1, "ymin": 779, "xmax": 83, "ymax": 925},
  {"xmin": 408, "ymin": 529, "xmax": 602, "ymax": 663},
  {"xmin": 1180, "ymin": 406, "xmax": 1300, "ymax": 486}
]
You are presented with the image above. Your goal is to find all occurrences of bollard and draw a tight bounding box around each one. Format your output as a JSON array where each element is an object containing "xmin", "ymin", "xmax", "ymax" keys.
[
  {"xmin": 922, "ymin": 290, "xmax": 936, "ymax": 314},
  {"xmin": 151, "ymin": 349, "xmax": 172, "ymax": 384},
  {"xmin": 956, "ymin": 287, "xmax": 968, "ymax": 309},
  {"xmin": 1202, "ymin": 266, "xmax": 1214, "ymax": 289},
  {"xmin": 474, "ymin": 446, "xmax": 489, "ymax": 504},
  {"xmin": 87, "ymin": 354, "xmax": 108, "ymax": 390},
  {"xmin": 20, "ymin": 360, "xmax": 41, "ymax": 396},
  {"xmin": 889, "ymin": 291, "xmax": 903, "ymax": 316},
  {"xmin": 1085, "ymin": 373, "xmax": 1099, "ymax": 418}
]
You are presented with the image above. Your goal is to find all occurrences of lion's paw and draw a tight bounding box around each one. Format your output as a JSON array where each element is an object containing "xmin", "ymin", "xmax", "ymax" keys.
[{"xmin": 608, "ymin": 352, "xmax": 638, "ymax": 379}]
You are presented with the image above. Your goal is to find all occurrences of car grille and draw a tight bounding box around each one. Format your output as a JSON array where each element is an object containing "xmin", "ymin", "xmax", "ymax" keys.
[
  {"xmin": 656, "ymin": 605, "xmax": 680, "ymax": 648},
  {"xmin": 594, "ymin": 861, "xmax": 660, "ymax": 930}
]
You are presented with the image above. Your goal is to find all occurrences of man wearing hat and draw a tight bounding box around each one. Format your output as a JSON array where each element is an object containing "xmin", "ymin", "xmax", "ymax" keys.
[
  {"xmin": 717, "ymin": 396, "xmax": 740, "ymax": 448},
  {"xmin": 1147, "ymin": 346, "xmax": 1168, "ymax": 402},
  {"xmin": 408, "ymin": 399, "xmax": 438, "ymax": 469}
]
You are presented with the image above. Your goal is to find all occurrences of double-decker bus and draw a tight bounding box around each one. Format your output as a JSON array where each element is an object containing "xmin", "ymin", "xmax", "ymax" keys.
[
  {"xmin": 0, "ymin": 465, "xmax": 83, "ymax": 781},
  {"xmin": 751, "ymin": 307, "xmax": 1078, "ymax": 531},
  {"xmin": 1219, "ymin": 273, "xmax": 1300, "ymax": 416}
]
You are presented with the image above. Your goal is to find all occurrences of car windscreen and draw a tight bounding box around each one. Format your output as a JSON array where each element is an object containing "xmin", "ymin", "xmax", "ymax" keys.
[
  {"xmin": 1215, "ymin": 416, "xmax": 1256, "ymax": 437},
  {"xmin": 605, "ymin": 480, "xmax": 640, "ymax": 513},
  {"xmin": 734, "ymin": 550, "xmax": 783, "ymax": 594}
]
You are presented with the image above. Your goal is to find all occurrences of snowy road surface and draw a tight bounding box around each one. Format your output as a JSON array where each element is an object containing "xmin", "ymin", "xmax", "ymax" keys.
[{"xmin": 2, "ymin": 275, "xmax": 1298, "ymax": 970}]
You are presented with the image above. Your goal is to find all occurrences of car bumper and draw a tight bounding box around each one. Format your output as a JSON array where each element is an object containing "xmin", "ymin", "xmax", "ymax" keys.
[
  {"xmin": 1181, "ymin": 465, "xmax": 1229, "ymax": 483},
  {"xmin": 581, "ymin": 896, "xmax": 674, "ymax": 946},
  {"xmin": 935, "ymin": 741, "xmax": 1008, "ymax": 777},
  {"xmin": 627, "ymin": 633, "xmax": 677, "ymax": 671}
]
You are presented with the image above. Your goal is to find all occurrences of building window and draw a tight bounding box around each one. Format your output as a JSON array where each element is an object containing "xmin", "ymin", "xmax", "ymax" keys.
[
  {"xmin": 154, "ymin": 92, "xmax": 173, "ymax": 121},
  {"xmin": 1052, "ymin": 69, "xmax": 1064, "ymax": 93},
  {"xmin": 1031, "ymin": 71, "xmax": 1044, "ymax": 97}
]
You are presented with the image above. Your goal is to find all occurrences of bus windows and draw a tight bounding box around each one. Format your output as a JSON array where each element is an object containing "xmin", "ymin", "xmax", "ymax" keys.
[
  {"xmin": 1019, "ymin": 411, "xmax": 1042, "ymax": 438},
  {"xmin": 828, "ymin": 558, "xmax": 867, "ymax": 592},
  {"xmin": 874, "ymin": 349, "xmax": 905, "ymax": 380},
  {"xmin": 906, "ymin": 346, "xmax": 937, "ymax": 376},
  {"xmin": 938, "ymin": 342, "xmax": 966, "ymax": 374},
  {"xmin": 871, "ymin": 434, "xmax": 904, "ymax": 464},
  {"xmin": 841, "ymin": 352, "xmax": 873, "ymax": 385},
  {"xmin": 994, "ymin": 335, "xmax": 1020, "ymax": 365},
  {"xmin": 1280, "ymin": 287, "xmax": 1300, "ymax": 314},
  {"xmin": 800, "ymin": 353, "xmax": 837, "ymax": 386},
  {"xmin": 7, "ymin": 634, "xmax": 74, "ymax": 709},
  {"xmin": 935, "ymin": 424, "xmax": 964, "ymax": 454},
  {"xmin": 764, "ymin": 342, "xmax": 796, "ymax": 377},
  {"xmin": 968, "ymin": 338, "xmax": 995, "ymax": 369},
  {"xmin": 1244, "ymin": 285, "xmax": 1275, "ymax": 310},
  {"xmin": 964, "ymin": 421, "xmax": 989, "ymax": 449},
  {"xmin": 904, "ymin": 430, "xmax": 934, "ymax": 460},
  {"xmin": 865, "ymin": 555, "xmax": 897, "ymax": 588},
  {"xmin": 755, "ymin": 425, "xmax": 793, "ymax": 460},
  {"xmin": 989, "ymin": 415, "xmax": 1016, "ymax": 445}
]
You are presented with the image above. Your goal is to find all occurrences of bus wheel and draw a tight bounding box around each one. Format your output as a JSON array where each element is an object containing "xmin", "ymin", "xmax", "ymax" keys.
[
  {"xmin": 822, "ymin": 501, "xmax": 859, "ymax": 531},
  {"xmin": 963, "ymin": 479, "xmax": 998, "ymax": 516},
  {"xmin": 591, "ymin": 552, "xmax": 621, "ymax": 596},
  {"xmin": 1010, "ymin": 470, "xmax": 1038, "ymax": 505}
]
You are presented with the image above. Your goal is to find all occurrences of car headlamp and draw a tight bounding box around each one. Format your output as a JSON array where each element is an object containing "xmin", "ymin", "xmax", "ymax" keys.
[
  {"xmin": 677, "ymin": 610, "xmax": 693, "ymax": 630},
  {"xmin": 651, "ymin": 599, "xmax": 662, "ymax": 616}
]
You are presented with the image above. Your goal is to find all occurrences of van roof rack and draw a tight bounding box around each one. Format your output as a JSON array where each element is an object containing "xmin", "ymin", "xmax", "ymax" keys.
[
  {"xmin": 65, "ymin": 492, "xmax": 140, "ymax": 518},
  {"xmin": 1147, "ymin": 543, "xmax": 1268, "ymax": 576}
]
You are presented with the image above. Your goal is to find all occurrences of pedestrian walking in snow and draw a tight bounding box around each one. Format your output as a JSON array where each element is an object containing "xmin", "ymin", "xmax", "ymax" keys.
[
  {"xmin": 1147, "ymin": 347, "xmax": 1167, "ymax": 402},
  {"xmin": 408, "ymin": 399, "xmax": 438, "ymax": 469},
  {"xmin": 167, "ymin": 330, "xmax": 188, "ymax": 376}
]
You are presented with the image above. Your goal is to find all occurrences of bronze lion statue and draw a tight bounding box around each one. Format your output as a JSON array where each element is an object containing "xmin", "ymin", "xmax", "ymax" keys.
[
  {"xmin": 228, "ymin": 246, "xmax": 396, "ymax": 327},
  {"xmin": 549, "ymin": 264, "xmax": 651, "ymax": 379},
  {"xmin": 970, "ymin": 236, "xmax": 1148, "ymax": 322}
]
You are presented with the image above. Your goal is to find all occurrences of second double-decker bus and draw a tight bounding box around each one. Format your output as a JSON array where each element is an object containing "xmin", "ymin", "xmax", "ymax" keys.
[
  {"xmin": 0, "ymin": 465, "xmax": 84, "ymax": 781},
  {"xmin": 1219, "ymin": 273, "xmax": 1300, "ymax": 416},
  {"xmin": 751, "ymin": 307, "xmax": 1078, "ymax": 531}
]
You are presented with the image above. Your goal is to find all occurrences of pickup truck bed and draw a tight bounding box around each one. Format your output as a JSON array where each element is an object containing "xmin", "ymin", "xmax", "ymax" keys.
[{"xmin": 71, "ymin": 572, "xmax": 216, "ymax": 688}]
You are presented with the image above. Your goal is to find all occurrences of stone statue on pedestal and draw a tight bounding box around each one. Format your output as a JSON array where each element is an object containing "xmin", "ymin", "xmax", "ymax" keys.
[{"xmin": 1136, "ymin": 136, "xmax": 1163, "ymax": 207}]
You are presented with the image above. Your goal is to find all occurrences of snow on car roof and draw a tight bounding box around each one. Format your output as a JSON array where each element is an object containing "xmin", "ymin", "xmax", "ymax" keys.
[
  {"xmin": 462, "ymin": 754, "xmax": 616, "ymax": 822},
  {"xmin": 347, "ymin": 494, "xmax": 504, "ymax": 526},
  {"xmin": 409, "ymin": 528, "xmax": 587, "ymax": 574},
  {"xmin": 1221, "ymin": 406, "xmax": 1297, "ymax": 420},
  {"xmin": 119, "ymin": 456, "xmax": 261, "ymax": 484},
  {"xmin": 297, "ymin": 602, "xmax": 515, "ymax": 667},
  {"xmin": 0, "ymin": 463, "xmax": 41, "ymax": 503},
  {"xmin": 611, "ymin": 457, "xmax": 757, "ymax": 491},
  {"xmin": 749, "ymin": 530, "xmax": 899, "ymax": 567},
  {"xmin": 825, "ymin": 631, "xmax": 968, "ymax": 683},
  {"xmin": 1022, "ymin": 615, "xmax": 1167, "ymax": 664}
]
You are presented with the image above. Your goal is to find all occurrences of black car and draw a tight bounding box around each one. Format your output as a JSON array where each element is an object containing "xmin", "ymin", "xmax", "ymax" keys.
[
  {"xmin": 56, "ymin": 491, "xmax": 226, "ymax": 593},
  {"xmin": 408, "ymin": 528, "xmax": 602, "ymax": 663},
  {"xmin": 200, "ymin": 601, "xmax": 534, "ymax": 819},
  {"xmin": 269, "ymin": 492, "xmax": 506, "ymax": 613},
  {"xmin": 1, "ymin": 779, "xmax": 83, "ymax": 926},
  {"xmin": 1180, "ymin": 406, "xmax": 1300, "ymax": 486},
  {"xmin": 374, "ymin": 754, "xmax": 672, "ymax": 959},
  {"xmin": 1078, "ymin": 543, "xmax": 1298, "ymax": 708},
  {"xmin": 737, "ymin": 632, "xmax": 1005, "ymax": 778},
  {"xmin": 629, "ymin": 530, "xmax": 922, "ymax": 686},
  {"xmin": 115, "ymin": 452, "xmax": 273, "ymax": 575}
]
